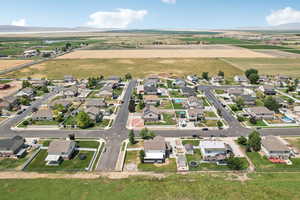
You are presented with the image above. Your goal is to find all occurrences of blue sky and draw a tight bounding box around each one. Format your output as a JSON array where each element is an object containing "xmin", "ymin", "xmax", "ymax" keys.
[{"xmin": 2, "ymin": 0, "xmax": 300, "ymax": 29}]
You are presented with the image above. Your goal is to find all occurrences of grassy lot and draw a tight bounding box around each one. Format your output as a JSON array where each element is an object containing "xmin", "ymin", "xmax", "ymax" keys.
[
  {"xmin": 247, "ymin": 152, "xmax": 300, "ymax": 172},
  {"xmin": 125, "ymin": 151, "xmax": 139, "ymax": 165},
  {"xmin": 199, "ymin": 120, "xmax": 219, "ymax": 127},
  {"xmin": 169, "ymin": 90, "xmax": 185, "ymax": 98},
  {"xmin": 76, "ymin": 141, "xmax": 100, "ymax": 149},
  {"xmin": 2, "ymin": 58, "xmax": 242, "ymax": 79},
  {"xmin": 215, "ymin": 89, "xmax": 225, "ymax": 94},
  {"xmin": 32, "ymin": 120, "xmax": 59, "ymax": 126},
  {"xmin": 25, "ymin": 150, "xmax": 94, "ymax": 172},
  {"xmin": 246, "ymin": 120, "xmax": 268, "ymax": 127},
  {"xmin": 180, "ymin": 37, "xmax": 255, "ymax": 44},
  {"xmin": 138, "ymin": 158, "xmax": 177, "ymax": 173},
  {"xmin": 0, "ymin": 152, "xmax": 33, "ymax": 170},
  {"xmin": 2, "ymin": 173, "xmax": 300, "ymax": 200},
  {"xmin": 172, "ymin": 102, "xmax": 184, "ymax": 109},
  {"xmin": 237, "ymin": 45, "xmax": 291, "ymax": 50},
  {"xmin": 224, "ymin": 58, "xmax": 300, "ymax": 77},
  {"xmin": 182, "ymin": 140, "xmax": 200, "ymax": 146},
  {"xmin": 160, "ymin": 99, "xmax": 173, "ymax": 109},
  {"xmin": 204, "ymin": 111, "xmax": 218, "ymax": 118}
]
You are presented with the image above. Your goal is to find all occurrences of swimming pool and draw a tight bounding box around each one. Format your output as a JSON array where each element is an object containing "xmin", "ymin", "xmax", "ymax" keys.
[
  {"xmin": 282, "ymin": 116, "xmax": 294, "ymax": 123},
  {"xmin": 174, "ymin": 99, "xmax": 184, "ymax": 103}
]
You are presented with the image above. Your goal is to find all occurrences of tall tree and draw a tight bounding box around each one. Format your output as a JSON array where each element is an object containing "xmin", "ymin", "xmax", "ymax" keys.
[
  {"xmin": 128, "ymin": 99, "xmax": 136, "ymax": 113},
  {"xmin": 202, "ymin": 72, "xmax": 209, "ymax": 81},
  {"xmin": 245, "ymin": 69, "xmax": 258, "ymax": 78},
  {"xmin": 76, "ymin": 111, "xmax": 92, "ymax": 129},
  {"xmin": 129, "ymin": 130, "xmax": 135, "ymax": 145},
  {"xmin": 248, "ymin": 131, "xmax": 261, "ymax": 152},
  {"xmin": 264, "ymin": 96, "xmax": 280, "ymax": 112}
]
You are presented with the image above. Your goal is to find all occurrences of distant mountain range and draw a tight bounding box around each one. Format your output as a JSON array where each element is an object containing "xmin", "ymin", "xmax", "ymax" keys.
[{"xmin": 0, "ymin": 25, "xmax": 107, "ymax": 33}]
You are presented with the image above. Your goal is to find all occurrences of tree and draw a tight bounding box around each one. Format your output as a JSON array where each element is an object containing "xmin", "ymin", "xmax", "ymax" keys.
[
  {"xmin": 248, "ymin": 131, "xmax": 261, "ymax": 152},
  {"xmin": 202, "ymin": 72, "xmax": 209, "ymax": 81},
  {"xmin": 288, "ymin": 98, "xmax": 295, "ymax": 105},
  {"xmin": 226, "ymin": 157, "xmax": 244, "ymax": 170},
  {"xmin": 22, "ymin": 80, "xmax": 31, "ymax": 88},
  {"xmin": 68, "ymin": 134, "xmax": 75, "ymax": 140},
  {"xmin": 217, "ymin": 120, "xmax": 223, "ymax": 129},
  {"xmin": 249, "ymin": 116, "xmax": 257, "ymax": 125},
  {"xmin": 55, "ymin": 113, "xmax": 64, "ymax": 123},
  {"xmin": 139, "ymin": 128, "xmax": 148, "ymax": 139},
  {"xmin": 149, "ymin": 131, "xmax": 156, "ymax": 139},
  {"xmin": 19, "ymin": 96, "xmax": 30, "ymax": 106},
  {"xmin": 245, "ymin": 69, "xmax": 258, "ymax": 78},
  {"xmin": 129, "ymin": 130, "xmax": 135, "ymax": 145},
  {"xmin": 41, "ymin": 85, "xmax": 49, "ymax": 93},
  {"xmin": 248, "ymin": 73, "xmax": 259, "ymax": 84},
  {"xmin": 237, "ymin": 136, "xmax": 248, "ymax": 145},
  {"xmin": 217, "ymin": 108, "xmax": 222, "ymax": 117},
  {"xmin": 139, "ymin": 150, "xmax": 145, "ymax": 163},
  {"xmin": 125, "ymin": 73, "xmax": 132, "ymax": 80},
  {"xmin": 65, "ymin": 42, "xmax": 72, "ymax": 49},
  {"xmin": 218, "ymin": 71, "xmax": 224, "ymax": 78},
  {"xmin": 128, "ymin": 99, "xmax": 136, "ymax": 113},
  {"xmin": 138, "ymin": 101, "xmax": 145, "ymax": 110},
  {"xmin": 264, "ymin": 96, "xmax": 280, "ymax": 112},
  {"xmin": 235, "ymin": 97, "xmax": 245, "ymax": 110},
  {"xmin": 76, "ymin": 111, "xmax": 92, "ymax": 129}
]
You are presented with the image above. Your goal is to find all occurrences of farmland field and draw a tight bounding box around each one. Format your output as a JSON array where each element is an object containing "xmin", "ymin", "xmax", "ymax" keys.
[
  {"xmin": 57, "ymin": 48, "xmax": 272, "ymax": 59},
  {"xmin": 1, "ymin": 173, "xmax": 300, "ymax": 199},
  {"xmin": 224, "ymin": 58, "xmax": 300, "ymax": 77},
  {"xmin": 180, "ymin": 37, "xmax": 256, "ymax": 44},
  {"xmin": 2, "ymin": 58, "xmax": 243, "ymax": 79},
  {"xmin": 0, "ymin": 60, "xmax": 33, "ymax": 71}
]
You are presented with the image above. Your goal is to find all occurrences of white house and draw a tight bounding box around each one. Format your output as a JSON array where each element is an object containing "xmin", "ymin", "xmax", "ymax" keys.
[
  {"xmin": 200, "ymin": 140, "xmax": 230, "ymax": 162},
  {"xmin": 45, "ymin": 140, "xmax": 76, "ymax": 166},
  {"xmin": 143, "ymin": 136, "xmax": 169, "ymax": 163},
  {"xmin": 261, "ymin": 136, "xmax": 292, "ymax": 160}
]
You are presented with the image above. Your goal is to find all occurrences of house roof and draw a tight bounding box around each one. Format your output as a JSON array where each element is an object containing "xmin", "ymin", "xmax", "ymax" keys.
[
  {"xmin": 262, "ymin": 136, "xmax": 290, "ymax": 152},
  {"xmin": 85, "ymin": 99, "xmax": 106, "ymax": 107},
  {"xmin": 48, "ymin": 140, "xmax": 76, "ymax": 154},
  {"xmin": 143, "ymin": 105, "xmax": 160, "ymax": 115},
  {"xmin": 144, "ymin": 95, "xmax": 159, "ymax": 101},
  {"xmin": 187, "ymin": 108, "xmax": 203, "ymax": 116},
  {"xmin": 0, "ymin": 136, "xmax": 24, "ymax": 152},
  {"xmin": 248, "ymin": 106, "xmax": 275, "ymax": 115},
  {"xmin": 184, "ymin": 144, "xmax": 194, "ymax": 151},
  {"xmin": 32, "ymin": 108, "xmax": 53, "ymax": 118},
  {"xmin": 85, "ymin": 107, "xmax": 102, "ymax": 116},
  {"xmin": 200, "ymin": 141, "xmax": 226, "ymax": 149},
  {"xmin": 144, "ymin": 136, "xmax": 166, "ymax": 151}
]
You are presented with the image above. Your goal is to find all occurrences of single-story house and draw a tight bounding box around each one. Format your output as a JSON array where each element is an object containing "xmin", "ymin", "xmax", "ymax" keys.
[
  {"xmin": 0, "ymin": 96, "xmax": 20, "ymax": 111},
  {"xmin": 84, "ymin": 107, "xmax": 103, "ymax": 122},
  {"xmin": 187, "ymin": 108, "xmax": 204, "ymax": 122},
  {"xmin": 172, "ymin": 78, "xmax": 186, "ymax": 88},
  {"xmin": 187, "ymin": 75, "xmax": 199, "ymax": 83},
  {"xmin": 136, "ymin": 85, "xmax": 144, "ymax": 94},
  {"xmin": 186, "ymin": 96, "xmax": 204, "ymax": 109},
  {"xmin": 228, "ymin": 88, "xmax": 244, "ymax": 97},
  {"xmin": 234, "ymin": 75, "xmax": 249, "ymax": 84},
  {"xmin": 200, "ymin": 140, "xmax": 230, "ymax": 162},
  {"xmin": 144, "ymin": 95, "xmax": 160, "ymax": 105},
  {"xmin": 259, "ymin": 85, "xmax": 276, "ymax": 95},
  {"xmin": 261, "ymin": 136, "xmax": 292, "ymax": 159},
  {"xmin": 180, "ymin": 87, "xmax": 196, "ymax": 97},
  {"xmin": 245, "ymin": 106, "xmax": 275, "ymax": 120},
  {"xmin": 210, "ymin": 76, "xmax": 224, "ymax": 84},
  {"xmin": 144, "ymin": 85, "xmax": 158, "ymax": 95},
  {"xmin": 276, "ymin": 75, "xmax": 290, "ymax": 83},
  {"xmin": 239, "ymin": 95, "xmax": 256, "ymax": 106},
  {"xmin": 32, "ymin": 108, "xmax": 53, "ymax": 121},
  {"xmin": 84, "ymin": 98, "xmax": 106, "ymax": 108},
  {"xmin": 16, "ymin": 87, "xmax": 35, "ymax": 98},
  {"xmin": 45, "ymin": 140, "xmax": 76, "ymax": 166},
  {"xmin": 64, "ymin": 75, "xmax": 75, "ymax": 83},
  {"xmin": 63, "ymin": 86, "xmax": 78, "ymax": 98},
  {"xmin": 184, "ymin": 144, "xmax": 194, "ymax": 155},
  {"xmin": 143, "ymin": 136, "xmax": 169, "ymax": 163},
  {"xmin": 30, "ymin": 80, "xmax": 48, "ymax": 88},
  {"xmin": 0, "ymin": 136, "xmax": 25, "ymax": 157},
  {"xmin": 50, "ymin": 99, "xmax": 72, "ymax": 108},
  {"xmin": 258, "ymin": 75, "xmax": 269, "ymax": 83},
  {"xmin": 143, "ymin": 105, "xmax": 160, "ymax": 122}
]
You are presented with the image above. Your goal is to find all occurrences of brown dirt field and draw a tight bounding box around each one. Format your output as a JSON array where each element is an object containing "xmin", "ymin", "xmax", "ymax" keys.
[
  {"xmin": 57, "ymin": 49, "xmax": 274, "ymax": 59},
  {"xmin": 0, "ymin": 60, "xmax": 33, "ymax": 71},
  {"xmin": 0, "ymin": 81, "xmax": 22, "ymax": 99}
]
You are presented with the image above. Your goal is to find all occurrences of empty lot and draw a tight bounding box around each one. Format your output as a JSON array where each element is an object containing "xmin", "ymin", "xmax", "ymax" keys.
[
  {"xmin": 0, "ymin": 60, "xmax": 33, "ymax": 71},
  {"xmin": 57, "ymin": 48, "xmax": 273, "ymax": 59},
  {"xmin": 224, "ymin": 58, "xmax": 300, "ymax": 77},
  {"xmin": 2, "ymin": 58, "xmax": 243, "ymax": 79}
]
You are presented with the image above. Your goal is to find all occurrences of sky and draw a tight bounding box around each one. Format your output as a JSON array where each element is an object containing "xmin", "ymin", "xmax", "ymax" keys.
[{"xmin": 2, "ymin": 0, "xmax": 300, "ymax": 29}]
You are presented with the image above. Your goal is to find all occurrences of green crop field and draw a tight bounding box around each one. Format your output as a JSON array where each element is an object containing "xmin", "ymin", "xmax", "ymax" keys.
[
  {"xmin": 1, "ymin": 173, "xmax": 300, "ymax": 200},
  {"xmin": 180, "ymin": 37, "xmax": 256, "ymax": 44},
  {"xmin": 2, "ymin": 58, "xmax": 243, "ymax": 79},
  {"xmin": 224, "ymin": 58, "xmax": 300, "ymax": 77}
]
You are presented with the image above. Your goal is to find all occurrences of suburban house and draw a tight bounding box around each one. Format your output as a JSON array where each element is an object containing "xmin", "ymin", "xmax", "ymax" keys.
[
  {"xmin": 16, "ymin": 87, "xmax": 35, "ymax": 98},
  {"xmin": 258, "ymin": 75, "xmax": 269, "ymax": 83},
  {"xmin": 30, "ymin": 80, "xmax": 48, "ymax": 88},
  {"xmin": 245, "ymin": 106, "xmax": 275, "ymax": 120},
  {"xmin": 84, "ymin": 99, "xmax": 107, "ymax": 109},
  {"xmin": 106, "ymin": 76, "xmax": 121, "ymax": 83},
  {"xmin": 228, "ymin": 88, "xmax": 244, "ymax": 97},
  {"xmin": 24, "ymin": 50, "xmax": 38, "ymax": 57},
  {"xmin": 63, "ymin": 86, "xmax": 78, "ymax": 98},
  {"xmin": 187, "ymin": 108, "xmax": 204, "ymax": 121},
  {"xmin": 187, "ymin": 75, "xmax": 199, "ymax": 83},
  {"xmin": 210, "ymin": 76, "xmax": 224, "ymax": 85},
  {"xmin": 261, "ymin": 136, "xmax": 292, "ymax": 160},
  {"xmin": 276, "ymin": 75, "xmax": 290, "ymax": 83},
  {"xmin": 0, "ymin": 96, "xmax": 20, "ymax": 112},
  {"xmin": 143, "ymin": 105, "xmax": 160, "ymax": 122},
  {"xmin": 293, "ymin": 106, "xmax": 300, "ymax": 115},
  {"xmin": 184, "ymin": 144, "xmax": 194, "ymax": 155},
  {"xmin": 144, "ymin": 85, "xmax": 158, "ymax": 95},
  {"xmin": 259, "ymin": 85, "xmax": 276, "ymax": 95},
  {"xmin": 239, "ymin": 95, "xmax": 256, "ymax": 106},
  {"xmin": 98, "ymin": 85, "xmax": 113, "ymax": 97},
  {"xmin": 50, "ymin": 99, "xmax": 72, "ymax": 108},
  {"xmin": 136, "ymin": 85, "xmax": 144, "ymax": 94},
  {"xmin": 0, "ymin": 136, "xmax": 25, "ymax": 157},
  {"xmin": 84, "ymin": 107, "xmax": 103, "ymax": 122},
  {"xmin": 45, "ymin": 140, "xmax": 76, "ymax": 166},
  {"xmin": 144, "ymin": 95, "xmax": 160, "ymax": 105},
  {"xmin": 143, "ymin": 136, "xmax": 169, "ymax": 163},
  {"xmin": 234, "ymin": 75, "xmax": 249, "ymax": 84},
  {"xmin": 180, "ymin": 87, "xmax": 196, "ymax": 97},
  {"xmin": 172, "ymin": 78, "xmax": 186, "ymax": 88},
  {"xmin": 146, "ymin": 75, "xmax": 160, "ymax": 82},
  {"xmin": 64, "ymin": 75, "xmax": 75, "ymax": 83},
  {"xmin": 32, "ymin": 108, "xmax": 53, "ymax": 121},
  {"xmin": 200, "ymin": 140, "xmax": 231, "ymax": 162},
  {"xmin": 186, "ymin": 96, "xmax": 204, "ymax": 109}
]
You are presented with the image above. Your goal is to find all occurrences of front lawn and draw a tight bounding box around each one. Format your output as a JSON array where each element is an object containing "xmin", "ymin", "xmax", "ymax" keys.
[
  {"xmin": 247, "ymin": 152, "xmax": 300, "ymax": 172},
  {"xmin": 182, "ymin": 140, "xmax": 200, "ymax": 146},
  {"xmin": 172, "ymin": 102, "xmax": 184, "ymax": 109},
  {"xmin": 246, "ymin": 120, "xmax": 268, "ymax": 127},
  {"xmin": 204, "ymin": 111, "xmax": 217, "ymax": 118},
  {"xmin": 169, "ymin": 90, "xmax": 185, "ymax": 98},
  {"xmin": 215, "ymin": 89, "xmax": 225, "ymax": 94},
  {"xmin": 32, "ymin": 120, "xmax": 59, "ymax": 126},
  {"xmin": 25, "ymin": 150, "xmax": 94, "ymax": 172},
  {"xmin": 0, "ymin": 152, "xmax": 32, "ymax": 170},
  {"xmin": 76, "ymin": 141, "xmax": 100, "ymax": 149},
  {"xmin": 138, "ymin": 158, "xmax": 177, "ymax": 173}
]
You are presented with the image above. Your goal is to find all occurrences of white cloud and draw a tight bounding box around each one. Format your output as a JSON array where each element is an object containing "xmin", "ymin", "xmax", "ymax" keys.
[
  {"xmin": 87, "ymin": 9, "xmax": 148, "ymax": 28},
  {"xmin": 266, "ymin": 7, "xmax": 300, "ymax": 26},
  {"xmin": 11, "ymin": 19, "xmax": 27, "ymax": 27},
  {"xmin": 161, "ymin": 0, "xmax": 176, "ymax": 4}
]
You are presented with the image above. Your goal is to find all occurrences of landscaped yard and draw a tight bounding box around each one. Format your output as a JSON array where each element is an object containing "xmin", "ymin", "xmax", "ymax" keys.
[
  {"xmin": 145, "ymin": 113, "xmax": 176, "ymax": 126},
  {"xmin": 197, "ymin": 120, "xmax": 220, "ymax": 127},
  {"xmin": 0, "ymin": 151, "xmax": 33, "ymax": 170},
  {"xmin": 25, "ymin": 150, "xmax": 95, "ymax": 172},
  {"xmin": 172, "ymin": 101, "xmax": 184, "ymax": 109},
  {"xmin": 204, "ymin": 111, "xmax": 217, "ymax": 118},
  {"xmin": 169, "ymin": 90, "xmax": 184, "ymax": 98},
  {"xmin": 215, "ymin": 89, "xmax": 225, "ymax": 94},
  {"xmin": 247, "ymin": 152, "xmax": 300, "ymax": 172},
  {"xmin": 138, "ymin": 158, "xmax": 177, "ymax": 173},
  {"xmin": 76, "ymin": 141, "xmax": 100, "ymax": 149},
  {"xmin": 182, "ymin": 140, "xmax": 200, "ymax": 146},
  {"xmin": 246, "ymin": 119, "xmax": 268, "ymax": 127}
]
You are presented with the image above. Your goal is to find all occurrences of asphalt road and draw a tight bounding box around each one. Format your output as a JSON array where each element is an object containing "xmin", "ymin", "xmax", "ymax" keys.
[{"xmin": 2, "ymin": 81, "xmax": 300, "ymax": 171}]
